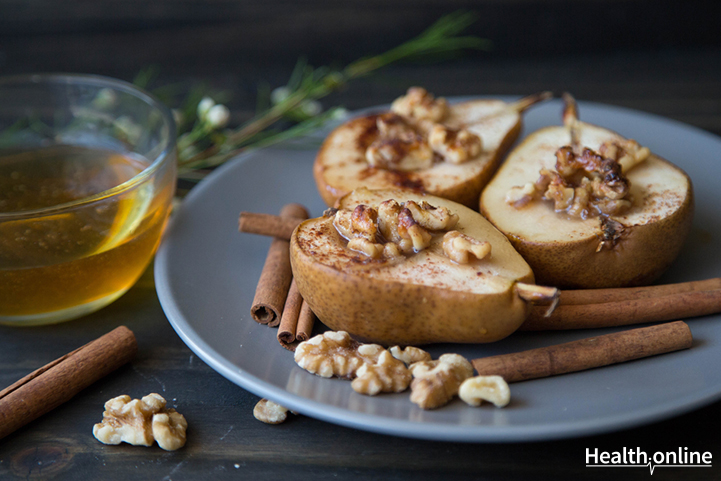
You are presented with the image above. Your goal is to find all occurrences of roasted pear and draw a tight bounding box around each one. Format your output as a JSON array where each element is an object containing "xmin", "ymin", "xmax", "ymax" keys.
[
  {"xmin": 290, "ymin": 188, "xmax": 556, "ymax": 345},
  {"xmin": 313, "ymin": 88, "xmax": 551, "ymax": 209},
  {"xmin": 480, "ymin": 94, "xmax": 694, "ymax": 289}
]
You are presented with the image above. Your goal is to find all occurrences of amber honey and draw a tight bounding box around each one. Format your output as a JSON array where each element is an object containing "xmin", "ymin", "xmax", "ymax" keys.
[{"xmin": 0, "ymin": 145, "xmax": 174, "ymax": 324}]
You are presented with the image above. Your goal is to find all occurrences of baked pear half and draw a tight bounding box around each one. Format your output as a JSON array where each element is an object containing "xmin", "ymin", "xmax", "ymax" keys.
[
  {"xmin": 480, "ymin": 94, "xmax": 694, "ymax": 289},
  {"xmin": 314, "ymin": 88, "xmax": 551, "ymax": 209},
  {"xmin": 290, "ymin": 188, "xmax": 556, "ymax": 345}
]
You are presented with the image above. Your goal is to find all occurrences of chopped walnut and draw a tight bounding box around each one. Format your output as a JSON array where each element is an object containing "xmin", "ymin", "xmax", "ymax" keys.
[
  {"xmin": 253, "ymin": 399, "xmax": 290, "ymax": 424},
  {"xmin": 459, "ymin": 375, "xmax": 510, "ymax": 408},
  {"xmin": 333, "ymin": 205, "xmax": 378, "ymax": 242},
  {"xmin": 507, "ymin": 145, "xmax": 636, "ymax": 218},
  {"xmin": 366, "ymin": 136, "xmax": 434, "ymax": 171},
  {"xmin": 403, "ymin": 201, "xmax": 459, "ymax": 231},
  {"xmin": 347, "ymin": 237, "xmax": 385, "ymax": 259},
  {"xmin": 409, "ymin": 354, "xmax": 474, "ymax": 410},
  {"xmin": 152, "ymin": 409, "xmax": 188, "ymax": 451},
  {"xmin": 599, "ymin": 139, "xmax": 650, "ymax": 173},
  {"xmin": 389, "ymin": 345, "xmax": 432, "ymax": 365},
  {"xmin": 376, "ymin": 113, "xmax": 418, "ymax": 141},
  {"xmin": 442, "ymin": 231, "xmax": 492, "ymax": 264},
  {"xmin": 505, "ymin": 182, "xmax": 538, "ymax": 208},
  {"xmin": 428, "ymin": 124, "xmax": 483, "ymax": 164},
  {"xmin": 294, "ymin": 331, "xmax": 384, "ymax": 379},
  {"xmin": 377, "ymin": 199, "xmax": 404, "ymax": 243},
  {"xmin": 397, "ymin": 207, "xmax": 432, "ymax": 252},
  {"xmin": 390, "ymin": 87, "xmax": 448, "ymax": 122},
  {"xmin": 93, "ymin": 393, "xmax": 187, "ymax": 451},
  {"xmin": 351, "ymin": 350, "xmax": 412, "ymax": 396}
]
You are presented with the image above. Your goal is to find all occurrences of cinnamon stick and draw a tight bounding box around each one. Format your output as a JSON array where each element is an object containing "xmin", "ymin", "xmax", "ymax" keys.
[
  {"xmin": 0, "ymin": 326, "xmax": 137, "ymax": 440},
  {"xmin": 473, "ymin": 321, "xmax": 692, "ymax": 383},
  {"xmin": 278, "ymin": 279, "xmax": 303, "ymax": 350},
  {"xmin": 296, "ymin": 302, "xmax": 316, "ymax": 342},
  {"xmin": 554, "ymin": 277, "xmax": 721, "ymax": 306},
  {"xmin": 278, "ymin": 280, "xmax": 316, "ymax": 351},
  {"xmin": 522, "ymin": 289, "xmax": 721, "ymax": 330},
  {"xmin": 239, "ymin": 212, "xmax": 303, "ymax": 240},
  {"xmin": 250, "ymin": 204, "xmax": 309, "ymax": 327}
]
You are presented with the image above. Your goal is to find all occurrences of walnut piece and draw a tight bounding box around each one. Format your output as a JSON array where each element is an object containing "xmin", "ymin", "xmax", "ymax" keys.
[
  {"xmin": 402, "ymin": 201, "xmax": 459, "ymax": 231},
  {"xmin": 459, "ymin": 375, "xmax": 510, "ymax": 408},
  {"xmin": 389, "ymin": 345, "xmax": 432, "ymax": 365},
  {"xmin": 442, "ymin": 231, "xmax": 491, "ymax": 264},
  {"xmin": 351, "ymin": 350, "xmax": 412, "ymax": 396},
  {"xmin": 93, "ymin": 393, "xmax": 187, "ymax": 451},
  {"xmin": 599, "ymin": 138, "xmax": 650, "ymax": 173},
  {"xmin": 428, "ymin": 124, "xmax": 482, "ymax": 164},
  {"xmin": 253, "ymin": 398, "xmax": 290, "ymax": 424},
  {"xmin": 397, "ymin": 207, "xmax": 432, "ymax": 252},
  {"xmin": 390, "ymin": 87, "xmax": 448, "ymax": 122},
  {"xmin": 365, "ymin": 137, "xmax": 434, "ymax": 171},
  {"xmin": 409, "ymin": 354, "xmax": 474, "ymax": 410},
  {"xmin": 152, "ymin": 409, "xmax": 188, "ymax": 450},
  {"xmin": 294, "ymin": 331, "xmax": 384, "ymax": 379},
  {"xmin": 507, "ymin": 144, "xmax": 640, "ymax": 218}
]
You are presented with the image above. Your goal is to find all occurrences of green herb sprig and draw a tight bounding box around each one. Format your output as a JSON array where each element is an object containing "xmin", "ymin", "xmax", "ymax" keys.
[{"xmin": 145, "ymin": 11, "xmax": 489, "ymax": 179}]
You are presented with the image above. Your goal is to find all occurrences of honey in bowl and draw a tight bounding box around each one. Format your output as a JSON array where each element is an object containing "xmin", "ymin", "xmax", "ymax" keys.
[{"xmin": 0, "ymin": 144, "xmax": 174, "ymax": 325}]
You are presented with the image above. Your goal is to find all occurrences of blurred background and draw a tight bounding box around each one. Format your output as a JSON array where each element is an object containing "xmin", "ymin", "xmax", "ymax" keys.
[{"xmin": 2, "ymin": 0, "xmax": 721, "ymax": 137}]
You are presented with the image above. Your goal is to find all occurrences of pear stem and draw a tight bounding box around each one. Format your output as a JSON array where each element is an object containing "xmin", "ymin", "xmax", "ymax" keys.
[
  {"xmin": 562, "ymin": 92, "xmax": 581, "ymax": 152},
  {"xmin": 515, "ymin": 283, "xmax": 560, "ymax": 317},
  {"xmin": 509, "ymin": 91, "xmax": 553, "ymax": 113}
]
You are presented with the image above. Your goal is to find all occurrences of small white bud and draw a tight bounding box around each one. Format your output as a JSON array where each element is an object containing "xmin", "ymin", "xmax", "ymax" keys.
[
  {"xmin": 206, "ymin": 104, "xmax": 230, "ymax": 128},
  {"xmin": 197, "ymin": 97, "xmax": 215, "ymax": 120},
  {"xmin": 332, "ymin": 107, "xmax": 350, "ymax": 120},
  {"xmin": 270, "ymin": 86, "xmax": 291, "ymax": 105},
  {"xmin": 299, "ymin": 100, "xmax": 322, "ymax": 117}
]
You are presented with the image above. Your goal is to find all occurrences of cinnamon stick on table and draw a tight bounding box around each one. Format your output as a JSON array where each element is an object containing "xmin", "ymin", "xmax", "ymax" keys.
[
  {"xmin": 249, "ymin": 204, "xmax": 309, "ymax": 327},
  {"xmin": 473, "ymin": 321, "xmax": 692, "ymax": 383},
  {"xmin": 278, "ymin": 279, "xmax": 316, "ymax": 351},
  {"xmin": 0, "ymin": 326, "xmax": 137, "ymax": 440}
]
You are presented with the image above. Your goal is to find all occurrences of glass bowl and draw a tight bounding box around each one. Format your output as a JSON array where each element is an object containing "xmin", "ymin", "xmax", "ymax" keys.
[{"xmin": 0, "ymin": 74, "xmax": 176, "ymax": 325}]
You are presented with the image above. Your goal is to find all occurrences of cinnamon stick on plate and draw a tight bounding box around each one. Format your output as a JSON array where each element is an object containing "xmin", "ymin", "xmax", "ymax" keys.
[
  {"xmin": 523, "ymin": 279, "xmax": 721, "ymax": 330},
  {"xmin": 278, "ymin": 280, "xmax": 316, "ymax": 351},
  {"xmin": 249, "ymin": 204, "xmax": 309, "ymax": 327},
  {"xmin": 473, "ymin": 321, "xmax": 692, "ymax": 383},
  {"xmin": 239, "ymin": 212, "xmax": 304, "ymax": 241},
  {"xmin": 0, "ymin": 326, "xmax": 137, "ymax": 440}
]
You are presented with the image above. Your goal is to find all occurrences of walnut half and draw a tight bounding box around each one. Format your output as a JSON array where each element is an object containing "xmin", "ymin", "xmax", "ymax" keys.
[
  {"xmin": 409, "ymin": 354, "xmax": 474, "ymax": 410},
  {"xmin": 93, "ymin": 393, "xmax": 187, "ymax": 451},
  {"xmin": 294, "ymin": 331, "xmax": 384, "ymax": 379}
]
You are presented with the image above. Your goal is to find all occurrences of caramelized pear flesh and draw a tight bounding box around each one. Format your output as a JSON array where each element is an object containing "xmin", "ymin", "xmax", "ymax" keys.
[
  {"xmin": 314, "ymin": 92, "xmax": 549, "ymax": 209},
  {"xmin": 480, "ymin": 99, "xmax": 693, "ymax": 289},
  {"xmin": 290, "ymin": 188, "xmax": 535, "ymax": 345}
]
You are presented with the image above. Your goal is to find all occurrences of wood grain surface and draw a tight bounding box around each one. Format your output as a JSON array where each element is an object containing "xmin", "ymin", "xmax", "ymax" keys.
[{"xmin": 1, "ymin": 3, "xmax": 721, "ymax": 479}]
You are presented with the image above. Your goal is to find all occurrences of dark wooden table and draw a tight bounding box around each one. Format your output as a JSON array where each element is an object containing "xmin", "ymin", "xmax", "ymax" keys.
[{"xmin": 2, "ymin": 5, "xmax": 721, "ymax": 478}]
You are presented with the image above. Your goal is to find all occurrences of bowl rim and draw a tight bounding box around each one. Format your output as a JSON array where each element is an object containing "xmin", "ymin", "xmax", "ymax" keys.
[{"xmin": 0, "ymin": 73, "xmax": 177, "ymax": 219}]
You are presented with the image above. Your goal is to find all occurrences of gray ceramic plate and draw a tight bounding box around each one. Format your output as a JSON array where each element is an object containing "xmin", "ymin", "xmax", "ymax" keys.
[{"xmin": 155, "ymin": 98, "xmax": 721, "ymax": 442}]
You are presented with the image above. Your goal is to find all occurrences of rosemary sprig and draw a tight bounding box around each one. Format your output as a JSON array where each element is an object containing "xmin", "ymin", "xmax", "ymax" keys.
[{"xmin": 161, "ymin": 11, "xmax": 489, "ymax": 178}]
